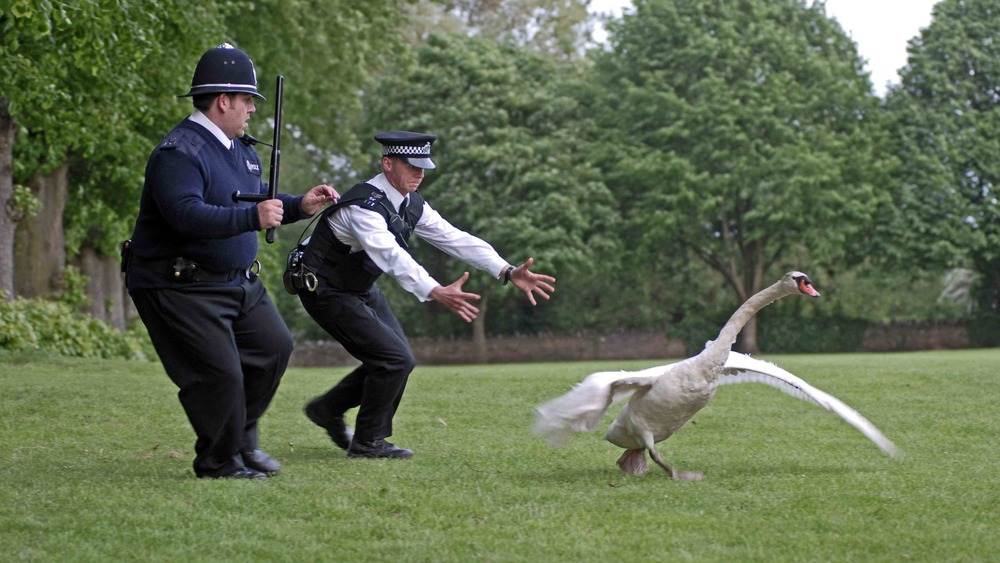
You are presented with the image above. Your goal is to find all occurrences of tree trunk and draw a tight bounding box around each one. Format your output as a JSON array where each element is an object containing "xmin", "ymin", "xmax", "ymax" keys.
[
  {"xmin": 14, "ymin": 162, "xmax": 68, "ymax": 298},
  {"xmin": 738, "ymin": 315, "xmax": 759, "ymax": 354},
  {"xmin": 472, "ymin": 292, "xmax": 488, "ymax": 363},
  {"xmin": 736, "ymin": 262, "xmax": 764, "ymax": 354},
  {"xmin": 75, "ymin": 246, "xmax": 133, "ymax": 329},
  {"xmin": 0, "ymin": 99, "xmax": 18, "ymax": 300}
]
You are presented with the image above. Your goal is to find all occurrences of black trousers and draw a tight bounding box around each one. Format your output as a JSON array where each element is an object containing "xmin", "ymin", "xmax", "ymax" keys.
[
  {"xmin": 299, "ymin": 282, "xmax": 416, "ymax": 442},
  {"xmin": 130, "ymin": 278, "xmax": 293, "ymax": 477}
]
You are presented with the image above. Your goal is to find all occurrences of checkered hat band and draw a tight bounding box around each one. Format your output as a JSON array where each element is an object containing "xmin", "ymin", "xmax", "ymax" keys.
[{"xmin": 382, "ymin": 144, "xmax": 432, "ymax": 156}]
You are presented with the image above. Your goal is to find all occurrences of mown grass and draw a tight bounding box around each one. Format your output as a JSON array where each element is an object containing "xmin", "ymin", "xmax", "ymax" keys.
[{"xmin": 1, "ymin": 349, "xmax": 998, "ymax": 562}]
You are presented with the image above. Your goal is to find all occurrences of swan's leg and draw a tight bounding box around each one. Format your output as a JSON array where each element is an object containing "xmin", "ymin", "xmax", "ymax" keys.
[
  {"xmin": 616, "ymin": 449, "xmax": 649, "ymax": 475},
  {"xmin": 647, "ymin": 447, "xmax": 703, "ymax": 481}
]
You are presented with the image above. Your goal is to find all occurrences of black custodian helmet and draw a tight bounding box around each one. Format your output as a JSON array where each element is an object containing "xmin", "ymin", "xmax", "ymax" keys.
[{"xmin": 179, "ymin": 43, "xmax": 265, "ymax": 100}]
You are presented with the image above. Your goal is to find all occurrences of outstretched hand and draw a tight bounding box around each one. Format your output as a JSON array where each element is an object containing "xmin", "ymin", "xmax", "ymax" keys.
[
  {"xmin": 509, "ymin": 257, "xmax": 556, "ymax": 306},
  {"xmin": 429, "ymin": 272, "xmax": 482, "ymax": 323},
  {"xmin": 301, "ymin": 184, "xmax": 340, "ymax": 216}
]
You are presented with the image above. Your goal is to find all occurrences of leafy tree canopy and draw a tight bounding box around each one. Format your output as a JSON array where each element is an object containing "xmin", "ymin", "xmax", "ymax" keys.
[
  {"xmin": 591, "ymin": 0, "xmax": 887, "ymax": 301},
  {"xmin": 883, "ymin": 0, "xmax": 1000, "ymax": 312},
  {"xmin": 1, "ymin": 0, "xmax": 230, "ymax": 254},
  {"xmin": 360, "ymin": 33, "xmax": 619, "ymax": 335},
  {"xmin": 403, "ymin": 0, "xmax": 593, "ymax": 60}
]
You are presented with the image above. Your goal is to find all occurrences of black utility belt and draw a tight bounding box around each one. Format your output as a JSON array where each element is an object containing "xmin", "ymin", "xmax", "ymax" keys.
[{"xmin": 133, "ymin": 256, "xmax": 260, "ymax": 283}]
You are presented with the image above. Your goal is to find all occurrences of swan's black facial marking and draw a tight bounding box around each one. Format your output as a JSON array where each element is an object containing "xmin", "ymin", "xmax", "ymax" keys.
[{"xmin": 794, "ymin": 274, "xmax": 821, "ymax": 297}]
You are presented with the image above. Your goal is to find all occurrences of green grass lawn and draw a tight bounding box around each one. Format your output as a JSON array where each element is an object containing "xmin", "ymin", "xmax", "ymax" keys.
[{"xmin": 1, "ymin": 349, "xmax": 997, "ymax": 561}]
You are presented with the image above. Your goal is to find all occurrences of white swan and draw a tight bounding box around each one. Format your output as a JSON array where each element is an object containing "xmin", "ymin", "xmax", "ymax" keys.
[{"xmin": 532, "ymin": 271, "xmax": 899, "ymax": 479}]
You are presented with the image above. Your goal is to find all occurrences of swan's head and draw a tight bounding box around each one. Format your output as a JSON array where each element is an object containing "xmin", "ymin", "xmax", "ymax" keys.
[{"xmin": 783, "ymin": 271, "xmax": 821, "ymax": 297}]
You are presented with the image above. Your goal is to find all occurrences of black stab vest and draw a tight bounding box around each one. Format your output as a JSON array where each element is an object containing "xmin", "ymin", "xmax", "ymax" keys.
[{"xmin": 302, "ymin": 182, "xmax": 424, "ymax": 292}]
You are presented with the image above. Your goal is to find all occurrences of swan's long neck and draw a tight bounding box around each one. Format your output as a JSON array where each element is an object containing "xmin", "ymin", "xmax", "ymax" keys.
[{"xmin": 703, "ymin": 281, "xmax": 789, "ymax": 363}]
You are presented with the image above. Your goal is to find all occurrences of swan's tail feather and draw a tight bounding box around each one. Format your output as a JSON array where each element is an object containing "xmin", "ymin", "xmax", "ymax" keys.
[
  {"xmin": 720, "ymin": 352, "xmax": 901, "ymax": 459},
  {"xmin": 532, "ymin": 366, "xmax": 670, "ymax": 448}
]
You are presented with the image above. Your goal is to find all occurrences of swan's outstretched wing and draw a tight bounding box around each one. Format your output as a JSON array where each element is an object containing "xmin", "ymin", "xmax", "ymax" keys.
[
  {"xmin": 532, "ymin": 364, "xmax": 675, "ymax": 447},
  {"xmin": 719, "ymin": 352, "xmax": 900, "ymax": 458}
]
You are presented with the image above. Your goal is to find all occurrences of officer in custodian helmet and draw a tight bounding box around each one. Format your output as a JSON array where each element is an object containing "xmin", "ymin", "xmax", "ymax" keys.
[
  {"xmin": 298, "ymin": 130, "xmax": 557, "ymax": 460},
  {"xmin": 125, "ymin": 43, "xmax": 339, "ymax": 479}
]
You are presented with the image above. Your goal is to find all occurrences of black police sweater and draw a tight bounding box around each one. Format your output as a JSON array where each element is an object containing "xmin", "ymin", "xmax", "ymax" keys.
[{"xmin": 127, "ymin": 118, "xmax": 306, "ymax": 289}]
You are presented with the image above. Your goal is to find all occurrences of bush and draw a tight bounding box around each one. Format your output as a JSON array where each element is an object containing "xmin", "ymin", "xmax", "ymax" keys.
[
  {"xmin": 757, "ymin": 306, "xmax": 870, "ymax": 353},
  {"xmin": 666, "ymin": 299, "xmax": 871, "ymax": 354},
  {"xmin": 966, "ymin": 313, "xmax": 1000, "ymax": 348},
  {"xmin": 0, "ymin": 294, "xmax": 154, "ymax": 361}
]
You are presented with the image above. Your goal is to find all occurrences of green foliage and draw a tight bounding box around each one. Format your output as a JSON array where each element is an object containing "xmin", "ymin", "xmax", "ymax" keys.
[
  {"xmin": 590, "ymin": 0, "xmax": 888, "ymax": 303},
  {"xmin": 5, "ymin": 0, "xmax": 997, "ymax": 346},
  {"xmin": 756, "ymin": 302, "xmax": 870, "ymax": 354},
  {"xmin": 360, "ymin": 33, "xmax": 620, "ymax": 336},
  {"xmin": 54, "ymin": 265, "xmax": 93, "ymax": 311},
  {"xmin": 0, "ymin": 293, "xmax": 153, "ymax": 360},
  {"xmin": 1, "ymin": 0, "xmax": 234, "ymax": 255},
  {"xmin": 883, "ymin": 0, "xmax": 1000, "ymax": 312},
  {"xmin": 3, "ymin": 352, "xmax": 1000, "ymax": 560},
  {"xmin": 821, "ymin": 266, "xmax": 973, "ymax": 323},
  {"xmin": 966, "ymin": 314, "xmax": 1000, "ymax": 348},
  {"xmin": 405, "ymin": 0, "xmax": 593, "ymax": 60},
  {"xmin": 9, "ymin": 183, "xmax": 41, "ymax": 219},
  {"xmin": 225, "ymin": 0, "xmax": 418, "ymax": 189},
  {"xmin": 666, "ymin": 266, "xmax": 975, "ymax": 354}
]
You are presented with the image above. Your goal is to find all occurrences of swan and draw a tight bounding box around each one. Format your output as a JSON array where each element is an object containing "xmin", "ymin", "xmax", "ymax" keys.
[{"xmin": 532, "ymin": 271, "xmax": 899, "ymax": 479}]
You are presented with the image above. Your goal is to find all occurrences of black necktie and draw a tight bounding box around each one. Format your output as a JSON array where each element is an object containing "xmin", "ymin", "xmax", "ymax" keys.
[{"xmin": 398, "ymin": 198, "xmax": 408, "ymax": 216}]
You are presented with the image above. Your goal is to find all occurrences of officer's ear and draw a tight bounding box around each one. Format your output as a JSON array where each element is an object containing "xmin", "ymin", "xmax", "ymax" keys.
[{"xmin": 217, "ymin": 93, "xmax": 235, "ymax": 111}]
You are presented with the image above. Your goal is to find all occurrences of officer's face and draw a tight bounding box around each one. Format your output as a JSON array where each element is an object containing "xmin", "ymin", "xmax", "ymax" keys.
[
  {"xmin": 383, "ymin": 157, "xmax": 425, "ymax": 194},
  {"xmin": 220, "ymin": 93, "xmax": 256, "ymax": 139}
]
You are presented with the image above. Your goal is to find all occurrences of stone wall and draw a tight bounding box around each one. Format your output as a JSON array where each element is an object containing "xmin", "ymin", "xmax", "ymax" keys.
[
  {"xmin": 290, "ymin": 322, "xmax": 975, "ymax": 366},
  {"xmin": 290, "ymin": 331, "xmax": 689, "ymax": 367},
  {"xmin": 858, "ymin": 322, "xmax": 969, "ymax": 352}
]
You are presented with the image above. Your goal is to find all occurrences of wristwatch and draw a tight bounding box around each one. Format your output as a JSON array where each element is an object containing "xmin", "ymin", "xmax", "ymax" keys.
[{"xmin": 502, "ymin": 266, "xmax": 514, "ymax": 286}]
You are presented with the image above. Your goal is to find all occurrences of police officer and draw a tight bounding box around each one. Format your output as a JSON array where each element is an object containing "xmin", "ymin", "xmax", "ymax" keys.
[
  {"xmin": 126, "ymin": 44, "xmax": 339, "ymax": 479},
  {"xmin": 300, "ymin": 131, "xmax": 556, "ymax": 459}
]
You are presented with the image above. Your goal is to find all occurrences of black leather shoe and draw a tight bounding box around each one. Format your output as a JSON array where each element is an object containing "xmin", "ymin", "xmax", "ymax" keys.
[
  {"xmin": 243, "ymin": 449, "xmax": 282, "ymax": 475},
  {"xmin": 305, "ymin": 398, "xmax": 354, "ymax": 450},
  {"xmin": 347, "ymin": 438, "xmax": 413, "ymax": 459},
  {"xmin": 198, "ymin": 466, "xmax": 268, "ymax": 480}
]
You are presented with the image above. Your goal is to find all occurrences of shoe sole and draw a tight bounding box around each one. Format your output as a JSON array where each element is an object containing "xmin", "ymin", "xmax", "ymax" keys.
[
  {"xmin": 347, "ymin": 450, "xmax": 413, "ymax": 460},
  {"xmin": 198, "ymin": 471, "xmax": 268, "ymax": 480}
]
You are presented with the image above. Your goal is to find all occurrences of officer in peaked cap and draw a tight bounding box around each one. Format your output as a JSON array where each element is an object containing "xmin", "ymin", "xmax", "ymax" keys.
[
  {"xmin": 125, "ymin": 43, "xmax": 338, "ymax": 480},
  {"xmin": 373, "ymin": 131, "xmax": 437, "ymax": 169},
  {"xmin": 179, "ymin": 43, "xmax": 266, "ymax": 100},
  {"xmin": 298, "ymin": 128, "xmax": 557, "ymax": 461}
]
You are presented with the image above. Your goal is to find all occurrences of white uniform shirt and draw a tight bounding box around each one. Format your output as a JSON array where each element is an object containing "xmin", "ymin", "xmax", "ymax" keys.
[
  {"xmin": 327, "ymin": 173, "xmax": 509, "ymax": 301},
  {"xmin": 188, "ymin": 111, "xmax": 234, "ymax": 150}
]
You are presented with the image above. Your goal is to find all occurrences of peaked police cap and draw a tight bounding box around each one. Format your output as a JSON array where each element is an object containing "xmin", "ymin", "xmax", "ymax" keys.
[{"xmin": 375, "ymin": 131, "xmax": 437, "ymax": 170}]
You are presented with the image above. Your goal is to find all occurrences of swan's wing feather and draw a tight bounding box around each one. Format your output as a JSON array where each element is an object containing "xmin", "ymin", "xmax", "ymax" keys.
[
  {"xmin": 719, "ymin": 352, "xmax": 900, "ymax": 458},
  {"xmin": 532, "ymin": 364, "xmax": 675, "ymax": 448}
]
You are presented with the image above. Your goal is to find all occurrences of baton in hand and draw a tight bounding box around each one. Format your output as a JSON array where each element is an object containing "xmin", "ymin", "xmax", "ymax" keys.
[{"xmin": 233, "ymin": 75, "xmax": 283, "ymax": 244}]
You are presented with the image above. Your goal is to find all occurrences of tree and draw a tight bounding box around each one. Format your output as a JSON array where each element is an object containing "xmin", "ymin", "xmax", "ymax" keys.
[
  {"xmin": 218, "ymin": 0, "xmax": 426, "ymax": 336},
  {"xmin": 0, "ymin": 0, "xmax": 228, "ymax": 325},
  {"xmin": 403, "ymin": 0, "xmax": 593, "ymax": 60},
  {"xmin": 361, "ymin": 33, "xmax": 619, "ymax": 357},
  {"xmin": 1, "ymin": 0, "xmax": 413, "ymax": 328},
  {"xmin": 225, "ymin": 0, "xmax": 417, "ymax": 186},
  {"xmin": 883, "ymin": 0, "xmax": 1000, "ymax": 314},
  {"xmin": 588, "ymin": 0, "xmax": 887, "ymax": 352}
]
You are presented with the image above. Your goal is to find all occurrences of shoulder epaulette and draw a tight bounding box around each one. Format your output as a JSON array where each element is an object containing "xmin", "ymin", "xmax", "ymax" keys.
[{"xmin": 159, "ymin": 128, "xmax": 205, "ymax": 154}]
